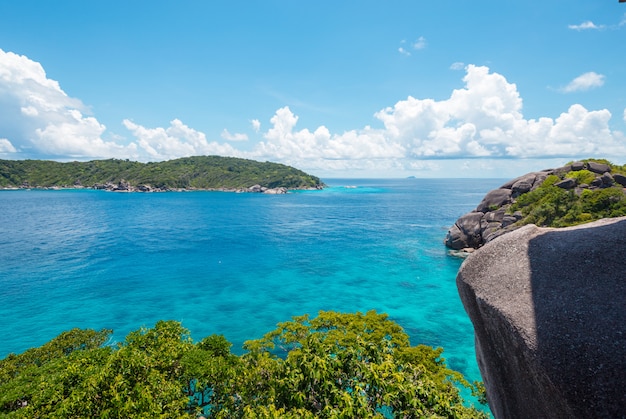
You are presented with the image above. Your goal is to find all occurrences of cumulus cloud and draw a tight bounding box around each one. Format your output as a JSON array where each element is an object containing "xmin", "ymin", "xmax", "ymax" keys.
[
  {"xmin": 568, "ymin": 21, "xmax": 604, "ymax": 30},
  {"xmin": 123, "ymin": 119, "xmax": 239, "ymax": 161},
  {"xmin": 247, "ymin": 65, "xmax": 625, "ymax": 173},
  {"xmin": 221, "ymin": 129, "xmax": 248, "ymax": 142},
  {"xmin": 0, "ymin": 138, "xmax": 17, "ymax": 153},
  {"xmin": 0, "ymin": 48, "xmax": 136, "ymax": 159},
  {"xmin": 561, "ymin": 71, "xmax": 605, "ymax": 93},
  {"xmin": 2, "ymin": 48, "xmax": 624, "ymax": 177}
]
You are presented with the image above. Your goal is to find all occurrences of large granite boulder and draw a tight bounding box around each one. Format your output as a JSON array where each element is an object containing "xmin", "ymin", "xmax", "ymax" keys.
[{"xmin": 457, "ymin": 217, "xmax": 626, "ymax": 418}]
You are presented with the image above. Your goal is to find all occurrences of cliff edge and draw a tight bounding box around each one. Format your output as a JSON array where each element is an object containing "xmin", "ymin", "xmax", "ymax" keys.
[{"xmin": 457, "ymin": 217, "xmax": 626, "ymax": 418}]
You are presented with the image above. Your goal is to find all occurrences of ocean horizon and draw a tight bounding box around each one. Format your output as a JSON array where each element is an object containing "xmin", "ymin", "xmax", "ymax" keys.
[{"xmin": 0, "ymin": 178, "xmax": 504, "ymax": 391}]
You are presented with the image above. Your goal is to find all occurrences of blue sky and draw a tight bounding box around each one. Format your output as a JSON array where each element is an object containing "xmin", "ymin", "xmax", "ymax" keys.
[{"xmin": 0, "ymin": 1, "xmax": 625, "ymax": 178}]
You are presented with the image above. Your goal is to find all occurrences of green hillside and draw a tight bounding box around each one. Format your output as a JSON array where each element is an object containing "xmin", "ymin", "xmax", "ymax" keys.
[{"xmin": 0, "ymin": 156, "xmax": 324, "ymax": 190}]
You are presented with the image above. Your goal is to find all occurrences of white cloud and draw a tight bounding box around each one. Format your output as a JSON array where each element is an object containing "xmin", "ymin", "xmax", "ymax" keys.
[
  {"xmin": 412, "ymin": 36, "xmax": 427, "ymax": 50},
  {"xmin": 398, "ymin": 37, "xmax": 427, "ymax": 56},
  {"xmin": 0, "ymin": 48, "xmax": 136, "ymax": 159},
  {"xmin": 450, "ymin": 62, "xmax": 465, "ymax": 70},
  {"xmin": 123, "ymin": 118, "xmax": 238, "ymax": 161},
  {"xmin": 1, "ymin": 48, "xmax": 624, "ymax": 178},
  {"xmin": 247, "ymin": 65, "xmax": 625, "ymax": 175},
  {"xmin": 221, "ymin": 129, "xmax": 248, "ymax": 142},
  {"xmin": 0, "ymin": 138, "xmax": 17, "ymax": 153},
  {"xmin": 568, "ymin": 21, "xmax": 604, "ymax": 30},
  {"xmin": 561, "ymin": 71, "xmax": 605, "ymax": 93}
]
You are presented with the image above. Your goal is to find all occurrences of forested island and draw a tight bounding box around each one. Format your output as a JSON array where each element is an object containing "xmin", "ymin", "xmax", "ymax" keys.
[{"xmin": 0, "ymin": 156, "xmax": 324, "ymax": 193}]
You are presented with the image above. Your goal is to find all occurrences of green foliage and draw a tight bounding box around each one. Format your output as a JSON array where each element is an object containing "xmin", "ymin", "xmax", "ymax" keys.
[
  {"xmin": 0, "ymin": 156, "xmax": 324, "ymax": 190},
  {"xmin": 0, "ymin": 313, "xmax": 488, "ymax": 418},
  {"xmin": 509, "ymin": 176, "xmax": 626, "ymax": 228},
  {"xmin": 565, "ymin": 169, "xmax": 595, "ymax": 185}
]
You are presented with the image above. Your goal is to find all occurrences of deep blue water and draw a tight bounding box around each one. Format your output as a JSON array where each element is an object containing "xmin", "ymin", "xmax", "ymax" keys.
[{"xmin": 0, "ymin": 178, "xmax": 503, "ymax": 389}]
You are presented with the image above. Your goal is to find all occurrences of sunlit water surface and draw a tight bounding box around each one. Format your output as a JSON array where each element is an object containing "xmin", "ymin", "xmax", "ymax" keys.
[{"xmin": 0, "ymin": 178, "xmax": 503, "ymax": 405}]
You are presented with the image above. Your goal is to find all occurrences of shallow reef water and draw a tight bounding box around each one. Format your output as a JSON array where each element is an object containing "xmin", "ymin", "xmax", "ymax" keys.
[{"xmin": 0, "ymin": 178, "xmax": 503, "ymax": 392}]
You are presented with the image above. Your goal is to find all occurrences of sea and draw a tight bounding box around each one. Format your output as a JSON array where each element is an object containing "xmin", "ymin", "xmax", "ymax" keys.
[{"xmin": 0, "ymin": 178, "xmax": 503, "ymax": 400}]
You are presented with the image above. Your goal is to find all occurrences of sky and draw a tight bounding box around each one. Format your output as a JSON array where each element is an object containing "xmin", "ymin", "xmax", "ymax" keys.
[{"xmin": 0, "ymin": 1, "xmax": 625, "ymax": 179}]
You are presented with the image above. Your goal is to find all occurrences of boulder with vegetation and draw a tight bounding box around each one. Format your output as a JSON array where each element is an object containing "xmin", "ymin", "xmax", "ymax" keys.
[
  {"xmin": 457, "ymin": 217, "xmax": 626, "ymax": 418},
  {"xmin": 0, "ymin": 311, "xmax": 487, "ymax": 418},
  {"xmin": 0, "ymin": 156, "xmax": 325, "ymax": 192},
  {"xmin": 445, "ymin": 159, "xmax": 626, "ymax": 251}
]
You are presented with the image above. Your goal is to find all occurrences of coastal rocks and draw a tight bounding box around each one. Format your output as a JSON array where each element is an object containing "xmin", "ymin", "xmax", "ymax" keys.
[
  {"xmin": 445, "ymin": 161, "xmax": 626, "ymax": 251},
  {"xmin": 247, "ymin": 184, "xmax": 288, "ymax": 194},
  {"xmin": 87, "ymin": 182, "xmax": 291, "ymax": 193},
  {"xmin": 475, "ymin": 189, "xmax": 512, "ymax": 212},
  {"xmin": 456, "ymin": 217, "xmax": 626, "ymax": 418}
]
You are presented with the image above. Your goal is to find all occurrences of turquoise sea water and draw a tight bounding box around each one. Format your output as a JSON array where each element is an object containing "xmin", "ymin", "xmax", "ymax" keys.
[{"xmin": 0, "ymin": 178, "xmax": 503, "ymax": 391}]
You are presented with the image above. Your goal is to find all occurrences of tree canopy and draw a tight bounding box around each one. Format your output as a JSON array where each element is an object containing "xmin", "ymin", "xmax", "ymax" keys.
[
  {"xmin": 0, "ymin": 156, "xmax": 324, "ymax": 190},
  {"xmin": 0, "ymin": 311, "xmax": 488, "ymax": 418}
]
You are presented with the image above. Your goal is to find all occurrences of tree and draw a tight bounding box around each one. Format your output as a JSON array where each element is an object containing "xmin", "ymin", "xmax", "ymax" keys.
[{"xmin": 0, "ymin": 313, "xmax": 488, "ymax": 418}]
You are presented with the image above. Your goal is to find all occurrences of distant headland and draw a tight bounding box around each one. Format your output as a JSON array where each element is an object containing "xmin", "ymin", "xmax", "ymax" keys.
[{"xmin": 0, "ymin": 156, "xmax": 325, "ymax": 193}]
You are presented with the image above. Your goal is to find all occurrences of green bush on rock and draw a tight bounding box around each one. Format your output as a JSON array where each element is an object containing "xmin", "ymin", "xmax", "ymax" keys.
[
  {"xmin": 0, "ymin": 312, "xmax": 488, "ymax": 418},
  {"xmin": 509, "ymin": 160, "xmax": 626, "ymax": 228}
]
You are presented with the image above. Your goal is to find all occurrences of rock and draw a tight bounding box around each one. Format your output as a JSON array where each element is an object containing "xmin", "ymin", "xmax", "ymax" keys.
[
  {"xmin": 457, "ymin": 217, "xmax": 626, "ymax": 419},
  {"xmin": 476, "ymin": 189, "xmax": 512, "ymax": 213},
  {"xmin": 600, "ymin": 172, "xmax": 614, "ymax": 187},
  {"xmin": 444, "ymin": 212, "xmax": 484, "ymax": 250},
  {"xmin": 510, "ymin": 180, "xmax": 532, "ymax": 197},
  {"xmin": 555, "ymin": 178, "xmax": 577, "ymax": 189},
  {"xmin": 445, "ymin": 163, "xmax": 626, "ymax": 250},
  {"xmin": 613, "ymin": 173, "xmax": 626, "ymax": 187},
  {"xmin": 590, "ymin": 177, "xmax": 603, "ymax": 188},
  {"xmin": 263, "ymin": 187, "xmax": 287, "ymax": 194},
  {"xmin": 500, "ymin": 214, "xmax": 518, "ymax": 228},
  {"xmin": 587, "ymin": 161, "xmax": 611, "ymax": 174}
]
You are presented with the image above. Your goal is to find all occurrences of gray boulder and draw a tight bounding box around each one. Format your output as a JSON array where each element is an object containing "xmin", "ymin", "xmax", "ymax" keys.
[
  {"xmin": 457, "ymin": 217, "xmax": 626, "ymax": 418},
  {"xmin": 555, "ymin": 178, "xmax": 576, "ymax": 189},
  {"xmin": 587, "ymin": 161, "xmax": 611, "ymax": 174},
  {"xmin": 613, "ymin": 173, "xmax": 626, "ymax": 187},
  {"xmin": 601, "ymin": 172, "xmax": 614, "ymax": 187},
  {"xmin": 445, "ymin": 212, "xmax": 484, "ymax": 250},
  {"xmin": 476, "ymin": 189, "xmax": 512, "ymax": 213}
]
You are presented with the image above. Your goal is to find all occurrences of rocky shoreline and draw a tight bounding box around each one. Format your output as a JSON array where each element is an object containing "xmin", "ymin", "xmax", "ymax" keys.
[
  {"xmin": 1, "ymin": 180, "xmax": 324, "ymax": 194},
  {"xmin": 445, "ymin": 160, "xmax": 626, "ymax": 254}
]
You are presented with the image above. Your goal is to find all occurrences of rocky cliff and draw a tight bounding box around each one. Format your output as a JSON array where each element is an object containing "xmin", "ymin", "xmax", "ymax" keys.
[
  {"xmin": 445, "ymin": 161, "xmax": 626, "ymax": 251},
  {"xmin": 456, "ymin": 218, "xmax": 626, "ymax": 418}
]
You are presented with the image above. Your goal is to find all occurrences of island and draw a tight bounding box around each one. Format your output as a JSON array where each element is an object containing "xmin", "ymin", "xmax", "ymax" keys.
[{"xmin": 0, "ymin": 156, "xmax": 325, "ymax": 193}]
